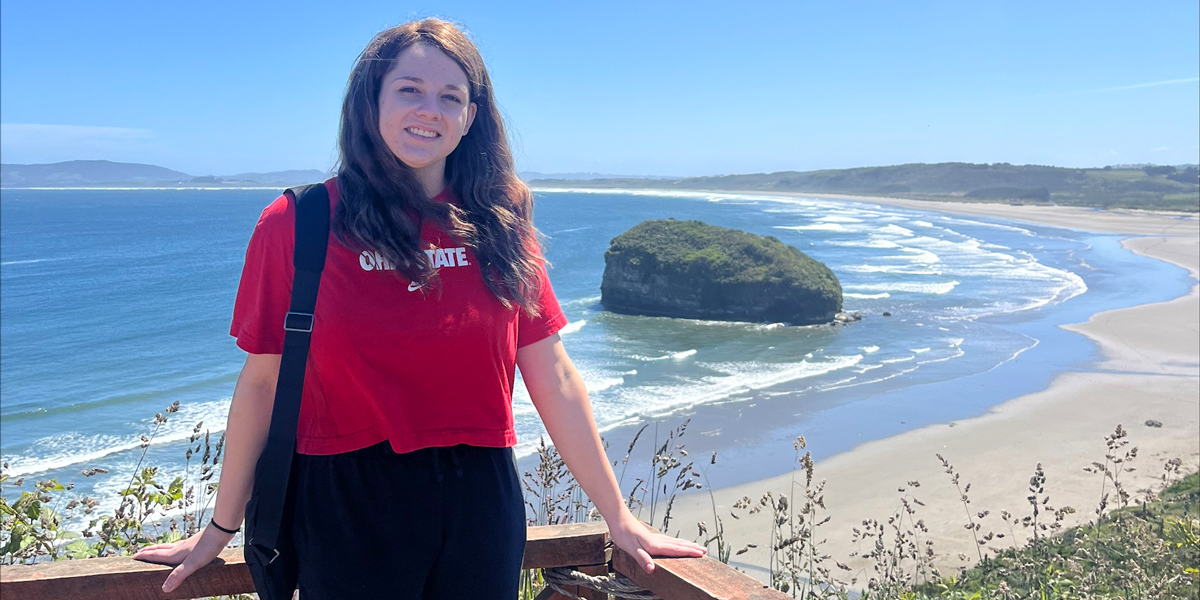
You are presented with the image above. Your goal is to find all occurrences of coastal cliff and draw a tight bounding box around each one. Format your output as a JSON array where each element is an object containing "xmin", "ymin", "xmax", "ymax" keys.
[{"xmin": 600, "ymin": 219, "xmax": 842, "ymax": 325}]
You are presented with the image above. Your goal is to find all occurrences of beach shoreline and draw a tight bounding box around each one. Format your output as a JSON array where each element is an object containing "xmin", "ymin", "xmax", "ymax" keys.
[
  {"xmin": 531, "ymin": 186, "xmax": 1199, "ymax": 236},
  {"xmin": 643, "ymin": 193, "xmax": 1200, "ymax": 581}
]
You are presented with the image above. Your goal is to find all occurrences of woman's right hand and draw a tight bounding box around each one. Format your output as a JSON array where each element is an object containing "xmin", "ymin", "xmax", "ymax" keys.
[{"xmin": 133, "ymin": 526, "xmax": 237, "ymax": 593}]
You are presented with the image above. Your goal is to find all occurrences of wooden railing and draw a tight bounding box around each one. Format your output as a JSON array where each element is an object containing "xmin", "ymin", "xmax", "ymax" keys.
[{"xmin": 1, "ymin": 522, "xmax": 788, "ymax": 600}]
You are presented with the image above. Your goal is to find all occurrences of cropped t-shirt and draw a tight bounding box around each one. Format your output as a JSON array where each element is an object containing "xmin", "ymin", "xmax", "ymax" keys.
[{"xmin": 230, "ymin": 179, "xmax": 568, "ymax": 455}]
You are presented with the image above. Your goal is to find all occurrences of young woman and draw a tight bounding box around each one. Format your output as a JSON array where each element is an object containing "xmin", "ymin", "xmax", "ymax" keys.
[{"xmin": 133, "ymin": 17, "xmax": 706, "ymax": 598}]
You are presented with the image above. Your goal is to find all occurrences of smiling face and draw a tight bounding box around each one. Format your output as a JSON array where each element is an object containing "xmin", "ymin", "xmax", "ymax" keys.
[{"xmin": 377, "ymin": 43, "xmax": 477, "ymax": 195}]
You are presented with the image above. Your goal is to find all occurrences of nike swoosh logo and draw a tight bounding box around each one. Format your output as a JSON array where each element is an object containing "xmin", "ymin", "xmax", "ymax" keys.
[{"xmin": 408, "ymin": 281, "xmax": 423, "ymax": 292}]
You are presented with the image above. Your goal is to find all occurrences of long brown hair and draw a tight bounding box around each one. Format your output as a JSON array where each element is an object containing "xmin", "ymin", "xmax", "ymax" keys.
[{"xmin": 335, "ymin": 18, "xmax": 543, "ymax": 315}]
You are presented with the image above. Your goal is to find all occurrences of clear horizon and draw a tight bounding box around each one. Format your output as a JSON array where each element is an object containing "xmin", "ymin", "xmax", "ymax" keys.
[
  {"xmin": 3, "ymin": 158, "xmax": 1200, "ymax": 181},
  {"xmin": 2, "ymin": 1, "xmax": 1197, "ymax": 176}
]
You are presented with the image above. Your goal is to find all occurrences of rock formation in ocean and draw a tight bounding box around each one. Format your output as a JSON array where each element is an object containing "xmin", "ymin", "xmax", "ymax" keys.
[{"xmin": 600, "ymin": 219, "xmax": 843, "ymax": 325}]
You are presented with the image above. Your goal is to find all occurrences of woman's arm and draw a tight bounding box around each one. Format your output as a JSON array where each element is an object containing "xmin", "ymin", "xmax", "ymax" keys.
[
  {"xmin": 516, "ymin": 334, "xmax": 706, "ymax": 574},
  {"xmin": 134, "ymin": 352, "xmax": 280, "ymax": 593},
  {"xmin": 210, "ymin": 353, "xmax": 281, "ymax": 527}
]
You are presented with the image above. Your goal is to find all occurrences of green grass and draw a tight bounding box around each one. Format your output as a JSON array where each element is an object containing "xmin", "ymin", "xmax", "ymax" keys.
[{"xmin": 915, "ymin": 472, "xmax": 1200, "ymax": 599}]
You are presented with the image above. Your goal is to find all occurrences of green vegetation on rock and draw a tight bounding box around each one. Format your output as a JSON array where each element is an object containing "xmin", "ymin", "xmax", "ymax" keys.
[{"xmin": 601, "ymin": 219, "xmax": 842, "ymax": 325}]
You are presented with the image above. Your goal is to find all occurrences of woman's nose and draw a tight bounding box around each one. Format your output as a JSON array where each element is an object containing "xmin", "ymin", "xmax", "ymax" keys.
[{"xmin": 415, "ymin": 93, "xmax": 440, "ymax": 119}]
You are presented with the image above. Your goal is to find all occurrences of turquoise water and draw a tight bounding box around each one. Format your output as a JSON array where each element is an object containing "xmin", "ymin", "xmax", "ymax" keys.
[{"xmin": 1, "ymin": 187, "xmax": 1191, "ymax": 518}]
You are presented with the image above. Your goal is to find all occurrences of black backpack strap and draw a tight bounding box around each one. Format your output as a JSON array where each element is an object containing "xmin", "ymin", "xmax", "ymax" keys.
[{"xmin": 247, "ymin": 182, "xmax": 330, "ymax": 556}]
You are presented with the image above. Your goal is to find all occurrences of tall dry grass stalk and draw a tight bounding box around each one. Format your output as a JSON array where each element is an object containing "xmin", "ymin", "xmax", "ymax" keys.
[{"xmin": 3, "ymin": 409, "xmax": 1195, "ymax": 600}]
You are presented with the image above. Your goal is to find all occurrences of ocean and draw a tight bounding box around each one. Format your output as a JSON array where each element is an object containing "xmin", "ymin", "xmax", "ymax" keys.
[{"xmin": 1, "ymin": 187, "xmax": 1192, "ymax": 522}]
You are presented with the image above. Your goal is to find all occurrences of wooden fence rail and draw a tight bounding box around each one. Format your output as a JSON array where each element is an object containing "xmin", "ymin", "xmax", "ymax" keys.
[{"xmin": 1, "ymin": 522, "xmax": 787, "ymax": 600}]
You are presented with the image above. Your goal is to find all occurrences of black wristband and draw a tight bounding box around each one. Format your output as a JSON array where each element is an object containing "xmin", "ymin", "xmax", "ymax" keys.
[{"xmin": 209, "ymin": 517, "xmax": 239, "ymax": 534}]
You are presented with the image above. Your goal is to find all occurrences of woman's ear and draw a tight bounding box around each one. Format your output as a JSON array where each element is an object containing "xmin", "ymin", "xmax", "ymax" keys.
[{"xmin": 464, "ymin": 102, "xmax": 478, "ymax": 136}]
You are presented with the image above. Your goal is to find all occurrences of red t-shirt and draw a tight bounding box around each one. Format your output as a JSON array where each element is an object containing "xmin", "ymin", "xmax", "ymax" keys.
[{"xmin": 231, "ymin": 179, "xmax": 568, "ymax": 455}]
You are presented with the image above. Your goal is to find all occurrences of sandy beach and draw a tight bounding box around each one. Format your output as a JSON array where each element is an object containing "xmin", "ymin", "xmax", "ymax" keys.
[{"xmin": 663, "ymin": 194, "xmax": 1200, "ymax": 582}]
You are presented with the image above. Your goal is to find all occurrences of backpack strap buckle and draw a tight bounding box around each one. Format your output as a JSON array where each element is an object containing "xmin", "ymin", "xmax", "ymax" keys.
[{"xmin": 283, "ymin": 312, "xmax": 314, "ymax": 333}]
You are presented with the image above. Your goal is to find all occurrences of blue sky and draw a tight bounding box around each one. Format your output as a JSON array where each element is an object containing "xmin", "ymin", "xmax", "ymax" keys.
[{"xmin": 2, "ymin": 1, "xmax": 1197, "ymax": 176}]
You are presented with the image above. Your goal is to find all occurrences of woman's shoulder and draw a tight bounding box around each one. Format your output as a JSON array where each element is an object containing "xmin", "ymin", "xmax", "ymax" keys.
[
  {"xmin": 251, "ymin": 192, "xmax": 295, "ymax": 244},
  {"xmin": 253, "ymin": 178, "xmax": 340, "ymax": 248},
  {"xmin": 256, "ymin": 176, "xmax": 338, "ymax": 228},
  {"xmin": 262, "ymin": 177, "xmax": 337, "ymax": 218},
  {"xmin": 261, "ymin": 191, "xmax": 295, "ymax": 219}
]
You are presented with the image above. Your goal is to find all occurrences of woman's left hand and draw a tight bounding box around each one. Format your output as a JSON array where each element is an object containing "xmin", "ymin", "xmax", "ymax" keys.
[{"xmin": 608, "ymin": 513, "xmax": 708, "ymax": 574}]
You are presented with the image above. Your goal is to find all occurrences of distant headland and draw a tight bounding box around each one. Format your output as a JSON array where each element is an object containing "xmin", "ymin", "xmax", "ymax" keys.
[
  {"xmin": 532, "ymin": 162, "xmax": 1200, "ymax": 213},
  {"xmin": 0, "ymin": 160, "xmax": 327, "ymax": 189},
  {"xmin": 4, "ymin": 159, "xmax": 1197, "ymax": 212}
]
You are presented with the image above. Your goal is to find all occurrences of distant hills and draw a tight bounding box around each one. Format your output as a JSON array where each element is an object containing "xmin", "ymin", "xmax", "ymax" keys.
[
  {"xmin": 530, "ymin": 163, "xmax": 1200, "ymax": 212},
  {"xmin": 5, "ymin": 160, "xmax": 1197, "ymax": 212},
  {"xmin": 0, "ymin": 160, "xmax": 328, "ymax": 188},
  {"xmin": 520, "ymin": 171, "xmax": 679, "ymax": 181}
]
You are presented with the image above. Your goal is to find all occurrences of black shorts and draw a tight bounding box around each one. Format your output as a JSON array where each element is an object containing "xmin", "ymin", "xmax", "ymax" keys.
[{"xmin": 291, "ymin": 441, "xmax": 526, "ymax": 599}]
